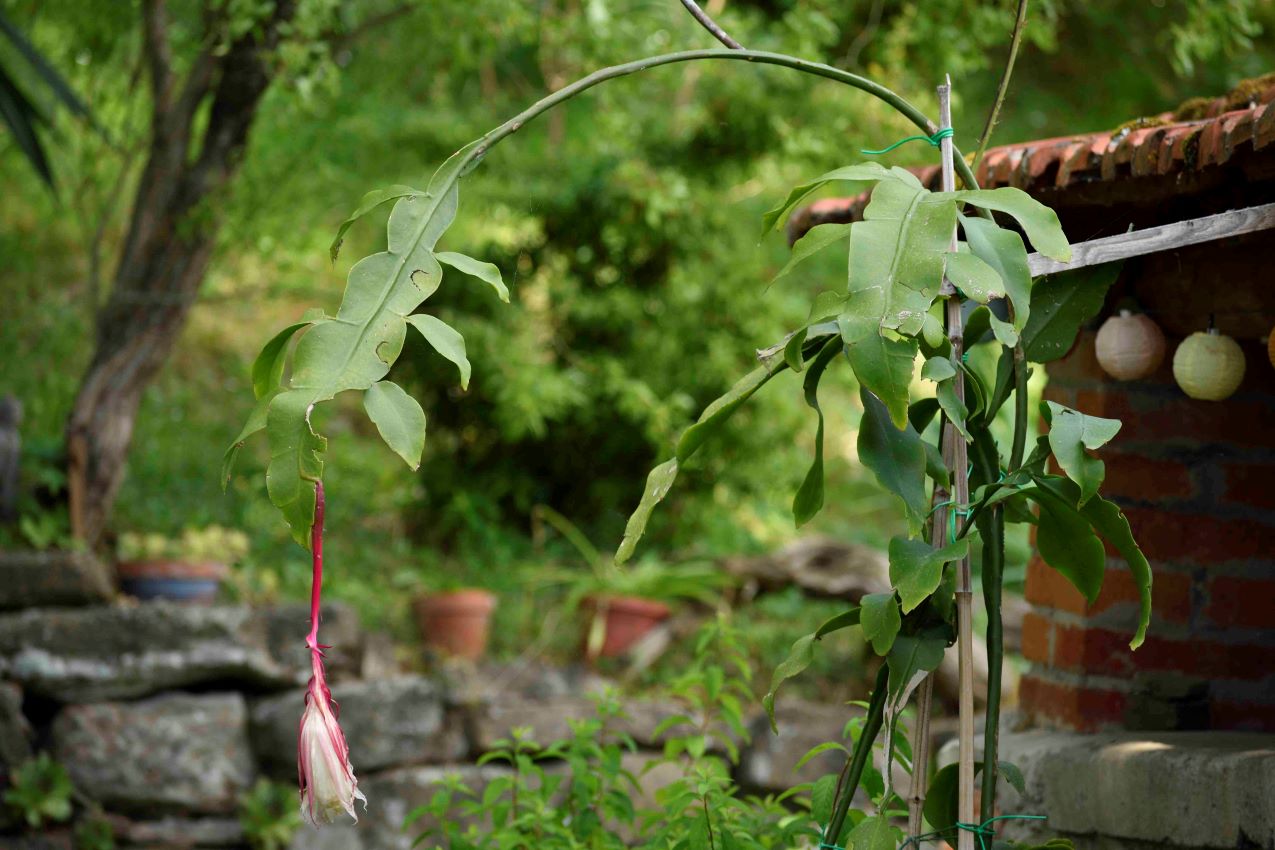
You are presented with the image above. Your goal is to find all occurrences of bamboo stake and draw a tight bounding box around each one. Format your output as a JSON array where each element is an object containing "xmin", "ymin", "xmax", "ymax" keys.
[
  {"xmin": 937, "ymin": 77, "xmax": 977, "ymax": 850},
  {"xmin": 905, "ymin": 672, "xmax": 935, "ymax": 836}
]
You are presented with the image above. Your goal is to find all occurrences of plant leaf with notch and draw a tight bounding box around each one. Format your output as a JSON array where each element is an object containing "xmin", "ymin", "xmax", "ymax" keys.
[
  {"xmin": 948, "ymin": 187, "xmax": 1071, "ymax": 261},
  {"xmin": 436, "ymin": 251, "xmax": 509, "ymax": 302},
  {"xmin": 761, "ymin": 162, "xmax": 896, "ymax": 233},
  {"xmin": 1045, "ymin": 401, "xmax": 1121, "ymax": 506},
  {"xmin": 889, "ymin": 536, "xmax": 969, "ymax": 613},
  {"xmin": 616, "ymin": 459, "xmax": 679, "ymax": 564},
  {"xmin": 960, "ymin": 214, "xmax": 1032, "ymax": 333},
  {"xmin": 772, "ymin": 223, "xmax": 853, "ymax": 285},
  {"xmin": 1021, "ymin": 263, "xmax": 1122, "ymax": 362},
  {"xmin": 860, "ymin": 592, "xmax": 901, "ymax": 655}
]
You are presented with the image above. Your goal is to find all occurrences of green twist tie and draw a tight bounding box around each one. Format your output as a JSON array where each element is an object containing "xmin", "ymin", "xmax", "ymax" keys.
[
  {"xmin": 900, "ymin": 814, "xmax": 1048, "ymax": 850},
  {"xmin": 861, "ymin": 126, "xmax": 953, "ymax": 156}
]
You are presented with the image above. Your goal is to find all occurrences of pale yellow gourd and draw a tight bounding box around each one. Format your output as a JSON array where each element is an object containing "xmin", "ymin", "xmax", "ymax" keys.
[
  {"xmin": 1173, "ymin": 329, "xmax": 1246, "ymax": 401},
  {"xmin": 1095, "ymin": 309, "xmax": 1165, "ymax": 380}
]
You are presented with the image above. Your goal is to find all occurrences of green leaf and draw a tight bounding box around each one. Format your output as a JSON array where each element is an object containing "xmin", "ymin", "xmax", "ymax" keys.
[
  {"xmin": 764, "ymin": 633, "xmax": 815, "ymax": 733},
  {"xmin": 888, "ymin": 536, "xmax": 969, "ymax": 613},
  {"xmin": 264, "ymin": 390, "xmax": 327, "ymax": 548},
  {"xmin": 809, "ymin": 774, "xmax": 838, "ymax": 824},
  {"xmin": 948, "ymin": 187, "xmax": 1071, "ymax": 261},
  {"xmin": 436, "ymin": 251, "xmax": 509, "ymax": 302},
  {"xmin": 794, "ymin": 338, "xmax": 842, "ymax": 527},
  {"xmin": 924, "ymin": 763, "xmax": 961, "ymax": 834},
  {"xmin": 407, "ymin": 313, "xmax": 472, "ymax": 389},
  {"xmin": 251, "ymin": 321, "xmax": 312, "ymax": 400},
  {"xmin": 773, "ymin": 223, "xmax": 853, "ymax": 285},
  {"xmin": 858, "ymin": 388, "xmax": 929, "ymax": 533},
  {"xmin": 784, "ymin": 328, "xmax": 808, "ymax": 373},
  {"xmin": 1021, "ymin": 263, "xmax": 1121, "ymax": 363},
  {"xmin": 1025, "ymin": 479, "xmax": 1106, "ymax": 602},
  {"xmin": 945, "ymin": 251, "xmax": 1006, "ymax": 303},
  {"xmin": 936, "ymin": 378, "xmax": 971, "ymax": 442},
  {"xmin": 1045, "ymin": 401, "xmax": 1121, "ymax": 506},
  {"xmin": 794, "ymin": 741, "xmax": 849, "ymax": 772},
  {"xmin": 886, "ymin": 631, "xmax": 947, "ymax": 703},
  {"xmin": 847, "ymin": 178, "xmax": 958, "ymax": 337},
  {"xmin": 761, "ymin": 162, "xmax": 895, "ymax": 233},
  {"xmin": 999, "ymin": 760, "xmax": 1027, "ymax": 796},
  {"xmin": 677, "ymin": 361, "xmax": 787, "ymax": 461},
  {"xmin": 961, "ymin": 215, "xmax": 1032, "ymax": 333},
  {"xmin": 860, "ymin": 592, "xmax": 901, "ymax": 655},
  {"xmin": 846, "ymin": 816, "xmax": 899, "ymax": 850},
  {"xmin": 920, "ymin": 356, "xmax": 955, "ymax": 382},
  {"xmin": 844, "ymin": 329, "xmax": 917, "ymax": 430},
  {"xmin": 616, "ymin": 459, "xmax": 679, "ymax": 564},
  {"xmin": 330, "ymin": 184, "xmax": 422, "ymax": 261},
  {"xmin": 908, "ymin": 398, "xmax": 941, "ymax": 433},
  {"xmin": 1079, "ymin": 494, "xmax": 1153, "ymax": 649},
  {"xmin": 363, "ymin": 380, "xmax": 427, "ymax": 469},
  {"xmin": 815, "ymin": 607, "xmax": 862, "ymax": 638}
]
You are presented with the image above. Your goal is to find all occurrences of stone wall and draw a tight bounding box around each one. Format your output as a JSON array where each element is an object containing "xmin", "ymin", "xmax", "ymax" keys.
[{"xmin": 0, "ymin": 553, "xmax": 849, "ymax": 850}]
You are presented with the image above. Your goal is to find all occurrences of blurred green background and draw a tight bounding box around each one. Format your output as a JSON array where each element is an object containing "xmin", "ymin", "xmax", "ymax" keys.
[{"xmin": 3, "ymin": 0, "xmax": 1271, "ymax": 675}]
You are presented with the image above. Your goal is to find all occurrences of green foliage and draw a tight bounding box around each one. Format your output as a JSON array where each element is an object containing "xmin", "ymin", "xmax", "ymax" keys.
[
  {"xmin": 3, "ymin": 753, "xmax": 74, "ymax": 829},
  {"xmin": 238, "ymin": 779, "xmax": 302, "ymax": 850},
  {"xmin": 409, "ymin": 618, "xmax": 814, "ymax": 850},
  {"xmin": 73, "ymin": 816, "xmax": 116, "ymax": 850}
]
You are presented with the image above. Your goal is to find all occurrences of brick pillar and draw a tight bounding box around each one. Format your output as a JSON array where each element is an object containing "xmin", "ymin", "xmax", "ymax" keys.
[{"xmin": 1021, "ymin": 329, "xmax": 1275, "ymax": 733}]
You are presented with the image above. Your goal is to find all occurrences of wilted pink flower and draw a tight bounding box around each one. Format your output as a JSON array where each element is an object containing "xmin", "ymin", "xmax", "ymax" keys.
[
  {"xmin": 297, "ymin": 481, "xmax": 366, "ymax": 825},
  {"xmin": 298, "ymin": 662, "xmax": 366, "ymax": 824}
]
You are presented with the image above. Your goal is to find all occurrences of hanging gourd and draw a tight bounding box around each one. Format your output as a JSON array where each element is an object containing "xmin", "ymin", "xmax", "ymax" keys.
[
  {"xmin": 1095, "ymin": 309, "xmax": 1165, "ymax": 380},
  {"xmin": 1173, "ymin": 328, "xmax": 1246, "ymax": 401}
]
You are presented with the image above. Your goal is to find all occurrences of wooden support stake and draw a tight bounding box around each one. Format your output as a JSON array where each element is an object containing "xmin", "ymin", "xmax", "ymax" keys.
[{"xmin": 937, "ymin": 77, "xmax": 977, "ymax": 850}]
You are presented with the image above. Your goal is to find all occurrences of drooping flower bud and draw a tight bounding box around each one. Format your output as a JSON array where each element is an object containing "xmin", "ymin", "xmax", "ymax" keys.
[
  {"xmin": 296, "ymin": 479, "xmax": 366, "ymax": 826},
  {"xmin": 298, "ymin": 668, "xmax": 366, "ymax": 825}
]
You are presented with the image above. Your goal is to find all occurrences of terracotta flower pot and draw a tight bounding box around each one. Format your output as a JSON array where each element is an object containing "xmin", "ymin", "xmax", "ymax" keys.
[
  {"xmin": 412, "ymin": 589, "xmax": 497, "ymax": 661},
  {"xmin": 586, "ymin": 595, "xmax": 671, "ymax": 659},
  {"xmin": 116, "ymin": 560, "xmax": 228, "ymax": 604}
]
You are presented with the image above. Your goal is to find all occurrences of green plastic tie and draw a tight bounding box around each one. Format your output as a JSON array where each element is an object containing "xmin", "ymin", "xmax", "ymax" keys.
[
  {"xmin": 900, "ymin": 814, "xmax": 1048, "ymax": 850},
  {"xmin": 861, "ymin": 126, "xmax": 953, "ymax": 156}
]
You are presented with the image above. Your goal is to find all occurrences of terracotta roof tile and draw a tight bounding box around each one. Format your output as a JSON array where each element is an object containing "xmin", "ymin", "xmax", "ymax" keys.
[{"xmin": 787, "ymin": 80, "xmax": 1275, "ymax": 243}]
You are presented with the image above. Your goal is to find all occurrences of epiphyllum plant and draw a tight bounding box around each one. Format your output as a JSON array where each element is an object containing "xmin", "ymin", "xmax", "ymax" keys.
[{"xmin": 225, "ymin": 2, "xmax": 1153, "ymax": 843}]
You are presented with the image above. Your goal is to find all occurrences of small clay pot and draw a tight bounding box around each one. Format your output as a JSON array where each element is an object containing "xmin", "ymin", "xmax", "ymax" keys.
[
  {"xmin": 586, "ymin": 595, "xmax": 671, "ymax": 659},
  {"xmin": 412, "ymin": 589, "xmax": 497, "ymax": 661},
  {"xmin": 116, "ymin": 560, "xmax": 228, "ymax": 604}
]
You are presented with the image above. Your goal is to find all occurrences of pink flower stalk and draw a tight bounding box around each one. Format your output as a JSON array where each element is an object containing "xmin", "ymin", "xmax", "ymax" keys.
[{"xmin": 298, "ymin": 481, "xmax": 366, "ymax": 826}]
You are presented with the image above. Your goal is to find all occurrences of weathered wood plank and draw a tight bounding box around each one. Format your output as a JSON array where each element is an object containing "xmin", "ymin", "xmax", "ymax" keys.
[{"xmin": 1028, "ymin": 202, "xmax": 1275, "ymax": 276}]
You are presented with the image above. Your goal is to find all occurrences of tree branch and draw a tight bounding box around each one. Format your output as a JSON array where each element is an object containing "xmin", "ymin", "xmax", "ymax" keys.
[
  {"xmin": 140, "ymin": 0, "xmax": 175, "ymax": 121},
  {"xmin": 678, "ymin": 0, "xmax": 743, "ymax": 50},
  {"xmin": 972, "ymin": 0, "xmax": 1029, "ymax": 173}
]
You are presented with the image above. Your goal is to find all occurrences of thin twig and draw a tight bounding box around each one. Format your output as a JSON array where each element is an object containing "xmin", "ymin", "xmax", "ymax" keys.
[
  {"xmin": 971, "ymin": 0, "xmax": 1028, "ymax": 173},
  {"xmin": 678, "ymin": 0, "xmax": 743, "ymax": 50}
]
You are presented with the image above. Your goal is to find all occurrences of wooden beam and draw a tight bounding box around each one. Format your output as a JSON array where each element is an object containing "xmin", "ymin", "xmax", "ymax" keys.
[{"xmin": 1028, "ymin": 202, "xmax": 1275, "ymax": 276}]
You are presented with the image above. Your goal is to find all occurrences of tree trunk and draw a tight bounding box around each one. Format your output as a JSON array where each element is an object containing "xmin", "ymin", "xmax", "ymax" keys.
[{"xmin": 66, "ymin": 0, "xmax": 296, "ymax": 545}]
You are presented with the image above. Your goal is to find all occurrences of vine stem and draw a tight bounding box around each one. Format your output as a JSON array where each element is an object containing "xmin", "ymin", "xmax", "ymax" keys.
[
  {"xmin": 446, "ymin": 49, "xmax": 983, "ymax": 192},
  {"xmin": 938, "ymin": 78, "xmax": 977, "ymax": 850},
  {"xmin": 679, "ymin": 0, "xmax": 743, "ymax": 50},
  {"xmin": 306, "ymin": 479, "xmax": 325, "ymax": 652},
  {"xmin": 971, "ymin": 0, "xmax": 1029, "ymax": 173},
  {"xmin": 824, "ymin": 664, "xmax": 889, "ymax": 844}
]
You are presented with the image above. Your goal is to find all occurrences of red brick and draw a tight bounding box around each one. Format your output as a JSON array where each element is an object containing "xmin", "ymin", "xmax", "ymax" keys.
[
  {"xmin": 1021, "ymin": 611, "xmax": 1053, "ymax": 664},
  {"xmin": 1120, "ymin": 507, "xmax": 1274, "ymax": 564},
  {"xmin": 1205, "ymin": 576, "xmax": 1275, "ymax": 630},
  {"xmin": 1210, "ymin": 699, "xmax": 1275, "ymax": 732},
  {"xmin": 1099, "ymin": 452, "xmax": 1195, "ymax": 502},
  {"xmin": 1105, "ymin": 394, "xmax": 1275, "ymax": 450},
  {"xmin": 1026, "ymin": 556, "xmax": 1191, "ymax": 625},
  {"xmin": 1045, "ymin": 624, "xmax": 1270, "ymax": 680},
  {"xmin": 1020, "ymin": 674, "xmax": 1128, "ymax": 732},
  {"xmin": 1221, "ymin": 462, "xmax": 1275, "ymax": 511}
]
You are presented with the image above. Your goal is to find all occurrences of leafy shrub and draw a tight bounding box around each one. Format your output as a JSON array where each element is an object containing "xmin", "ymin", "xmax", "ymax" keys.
[
  {"xmin": 3, "ymin": 753, "xmax": 73, "ymax": 829},
  {"xmin": 238, "ymin": 778, "xmax": 302, "ymax": 850}
]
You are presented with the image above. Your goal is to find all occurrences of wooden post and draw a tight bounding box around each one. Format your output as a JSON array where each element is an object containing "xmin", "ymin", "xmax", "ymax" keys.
[{"xmin": 937, "ymin": 76, "xmax": 977, "ymax": 850}]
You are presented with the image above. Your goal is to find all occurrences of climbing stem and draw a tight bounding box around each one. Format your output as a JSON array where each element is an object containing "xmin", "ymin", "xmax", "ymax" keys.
[
  {"xmin": 1008, "ymin": 345, "xmax": 1029, "ymax": 470},
  {"xmin": 977, "ymin": 506, "xmax": 1005, "ymax": 823},
  {"xmin": 825, "ymin": 664, "xmax": 889, "ymax": 844},
  {"xmin": 972, "ymin": 0, "xmax": 1029, "ymax": 173},
  {"xmin": 450, "ymin": 49, "xmax": 984, "ymax": 192}
]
